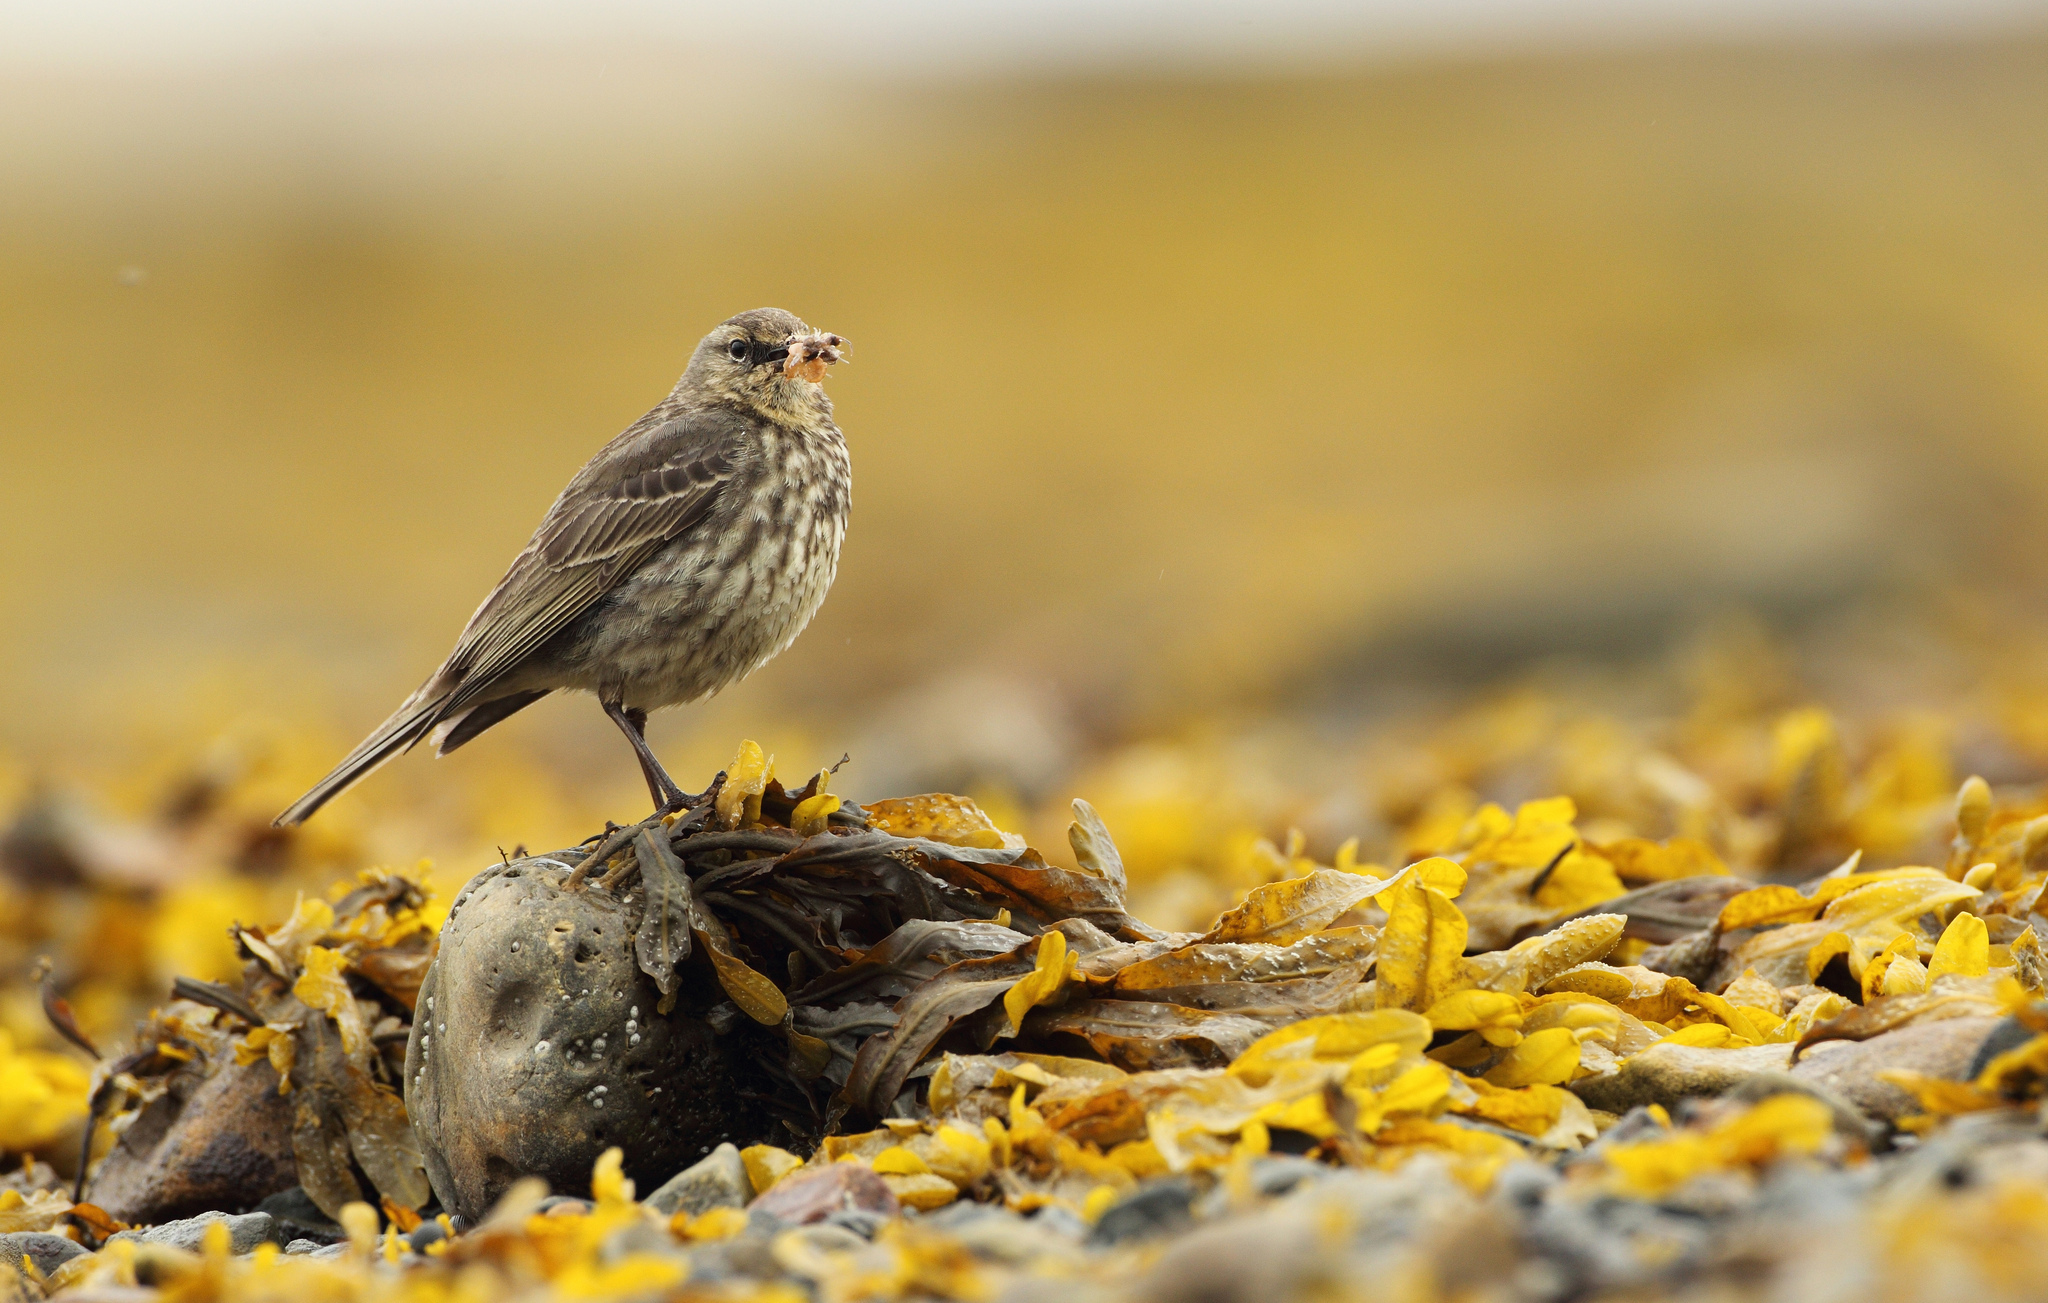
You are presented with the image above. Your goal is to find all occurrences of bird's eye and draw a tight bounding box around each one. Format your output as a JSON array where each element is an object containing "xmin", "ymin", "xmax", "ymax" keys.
[{"xmin": 727, "ymin": 339, "xmax": 750, "ymax": 362}]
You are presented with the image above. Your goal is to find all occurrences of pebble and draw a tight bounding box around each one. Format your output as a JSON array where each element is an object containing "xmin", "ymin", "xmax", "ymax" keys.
[
  {"xmin": 0, "ymin": 1232, "xmax": 88, "ymax": 1279},
  {"xmin": 645, "ymin": 1142, "xmax": 752, "ymax": 1217},
  {"xmin": 109, "ymin": 1210, "xmax": 277, "ymax": 1255}
]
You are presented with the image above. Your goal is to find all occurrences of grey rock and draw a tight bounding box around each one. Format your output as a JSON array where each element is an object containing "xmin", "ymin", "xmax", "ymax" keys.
[
  {"xmin": 1790, "ymin": 1016, "xmax": 2003, "ymax": 1122},
  {"xmin": 256, "ymin": 1187, "xmax": 338, "ymax": 1226},
  {"xmin": 1089, "ymin": 1178, "xmax": 1196, "ymax": 1246},
  {"xmin": 748, "ymin": 1163, "xmax": 898, "ymax": 1225},
  {"xmin": 284, "ymin": 1239, "xmax": 325, "ymax": 1255},
  {"xmin": 536, "ymin": 1196, "xmax": 594, "ymax": 1217},
  {"xmin": 255, "ymin": 1186, "xmax": 345, "ymax": 1245},
  {"xmin": 87, "ymin": 1055, "xmax": 299, "ymax": 1225},
  {"xmin": 1968, "ymin": 1016, "xmax": 2035, "ymax": 1077},
  {"xmin": 1250, "ymin": 1155, "xmax": 1327, "ymax": 1198},
  {"xmin": 1570, "ymin": 1042, "xmax": 1794, "ymax": 1112},
  {"xmin": 943, "ymin": 1212, "xmax": 1085, "ymax": 1266},
  {"xmin": 407, "ymin": 857, "xmax": 772, "ymax": 1222},
  {"xmin": 645, "ymin": 1143, "xmax": 750, "ymax": 1217},
  {"xmin": 1192, "ymin": 1157, "xmax": 1327, "ymax": 1218},
  {"xmin": 821, "ymin": 1209, "xmax": 891, "ymax": 1239},
  {"xmin": 778, "ymin": 1224, "xmax": 869, "ymax": 1256},
  {"xmin": 1028, "ymin": 1204, "xmax": 1090, "ymax": 1240},
  {"xmin": 110, "ymin": 1210, "xmax": 276, "ymax": 1255},
  {"xmin": 922, "ymin": 1200, "xmax": 1012, "ymax": 1230},
  {"xmin": 0, "ymin": 1232, "xmax": 88, "ymax": 1278},
  {"xmin": 406, "ymin": 1221, "xmax": 449, "ymax": 1253}
]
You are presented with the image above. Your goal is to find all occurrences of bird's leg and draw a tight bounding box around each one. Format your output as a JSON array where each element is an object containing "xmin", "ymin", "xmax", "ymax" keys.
[{"xmin": 602, "ymin": 699, "xmax": 690, "ymax": 813}]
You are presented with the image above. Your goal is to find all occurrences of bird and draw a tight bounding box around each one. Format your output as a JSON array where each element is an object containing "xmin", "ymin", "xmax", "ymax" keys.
[{"xmin": 275, "ymin": 307, "xmax": 850, "ymax": 826}]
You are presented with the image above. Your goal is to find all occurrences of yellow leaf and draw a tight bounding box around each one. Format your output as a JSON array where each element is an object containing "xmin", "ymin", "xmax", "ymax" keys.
[
  {"xmin": 927, "ymin": 1125, "xmax": 992, "ymax": 1185},
  {"xmin": 1656, "ymin": 1023, "xmax": 1735, "ymax": 1048},
  {"xmin": 1719, "ymin": 885, "xmax": 1815, "ymax": 932},
  {"xmin": 1928, "ymin": 912, "xmax": 1990, "ymax": 981},
  {"xmin": 865, "ymin": 793, "xmax": 1011, "ymax": 849},
  {"xmin": 1482, "ymin": 1027, "xmax": 1582, "ymax": 1087},
  {"xmin": 293, "ymin": 945, "xmax": 368, "ymax": 1059},
  {"xmin": 1806, "ymin": 931, "xmax": 1853, "ymax": 981},
  {"xmin": 1861, "ymin": 933, "xmax": 1921, "ymax": 1002},
  {"xmin": 1423, "ymin": 989, "xmax": 1524, "ymax": 1034},
  {"xmin": 714, "ymin": 740, "xmax": 772, "ymax": 829},
  {"xmin": 556, "ymin": 1255, "xmax": 689, "ymax": 1300},
  {"xmin": 1229, "ymin": 1010, "xmax": 1432, "ymax": 1086},
  {"xmin": 790, "ymin": 792, "xmax": 840, "ymax": 837},
  {"xmin": 1108, "ymin": 1139, "xmax": 1167, "ymax": 1178},
  {"xmin": 1466, "ymin": 914, "xmax": 1626, "ymax": 995},
  {"xmin": 0, "ymin": 1188, "xmax": 72, "ymax": 1235},
  {"xmin": 233, "ymin": 1023, "xmax": 300, "ymax": 1093},
  {"xmin": 1459, "ymin": 798, "xmax": 1578, "ymax": 868},
  {"xmin": 1454, "ymin": 1077, "xmax": 1571, "ymax": 1136},
  {"xmin": 871, "ymin": 1145, "xmax": 930, "ymax": 1176},
  {"xmin": 1532, "ymin": 849, "xmax": 1627, "ymax": 914},
  {"xmin": 1205, "ymin": 869, "xmax": 1383, "ymax": 945},
  {"xmin": 1882, "ymin": 955, "xmax": 1928, "ymax": 996},
  {"xmin": 880, "ymin": 1173, "xmax": 959, "ymax": 1211},
  {"xmin": 690, "ymin": 909, "xmax": 788, "ymax": 1025},
  {"xmin": 676, "ymin": 1206, "xmax": 749, "ymax": 1241},
  {"xmin": 590, "ymin": 1147, "xmax": 634, "ymax": 1205},
  {"xmin": 1353, "ymin": 1061, "xmax": 1452, "ymax": 1132},
  {"xmin": 1375, "ymin": 875, "xmax": 1470, "ymax": 1012},
  {"xmin": 1601, "ymin": 1094, "xmax": 1832, "ymax": 1197},
  {"xmin": 1002, "ymin": 931, "xmax": 1074, "ymax": 1036},
  {"xmin": 1595, "ymin": 837, "xmax": 1728, "ymax": 884},
  {"xmin": 1879, "ymin": 1069, "xmax": 2002, "ymax": 1116},
  {"xmin": 741, "ymin": 1145, "xmax": 803, "ymax": 1194}
]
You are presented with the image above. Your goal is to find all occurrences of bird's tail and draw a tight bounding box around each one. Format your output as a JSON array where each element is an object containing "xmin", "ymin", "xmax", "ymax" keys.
[{"xmin": 273, "ymin": 693, "xmax": 445, "ymax": 827}]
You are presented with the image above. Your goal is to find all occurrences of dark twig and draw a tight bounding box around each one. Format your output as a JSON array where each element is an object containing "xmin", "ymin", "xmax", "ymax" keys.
[
  {"xmin": 171, "ymin": 975, "xmax": 264, "ymax": 1028},
  {"xmin": 1527, "ymin": 841, "xmax": 1577, "ymax": 898},
  {"xmin": 36, "ymin": 959, "xmax": 100, "ymax": 1059},
  {"xmin": 567, "ymin": 814, "xmax": 665, "ymax": 889},
  {"xmin": 673, "ymin": 829, "xmax": 805, "ymax": 858}
]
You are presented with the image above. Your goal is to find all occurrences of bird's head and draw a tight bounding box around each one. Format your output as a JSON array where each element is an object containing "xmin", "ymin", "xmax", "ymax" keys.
[{"xmin": 684, "ymin": 307, "xmax": 846, "ymax": 418}]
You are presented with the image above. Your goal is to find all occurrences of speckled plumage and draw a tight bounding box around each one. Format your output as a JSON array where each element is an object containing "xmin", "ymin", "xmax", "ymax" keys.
[{"xmin": 277, "ymin": 308, "xmax": 850, "ymax": 826}]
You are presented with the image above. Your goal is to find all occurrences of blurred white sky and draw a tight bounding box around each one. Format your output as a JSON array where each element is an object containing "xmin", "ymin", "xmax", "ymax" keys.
[{"xmin": 5, "ymin": 0, "xmax": 2046, "ymax": 72}]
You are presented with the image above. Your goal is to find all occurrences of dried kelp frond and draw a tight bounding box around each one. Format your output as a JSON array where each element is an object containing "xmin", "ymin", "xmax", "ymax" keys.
[{"xmin": 82, "ymin": 868, "xmax": 439, "ymax": 1221}]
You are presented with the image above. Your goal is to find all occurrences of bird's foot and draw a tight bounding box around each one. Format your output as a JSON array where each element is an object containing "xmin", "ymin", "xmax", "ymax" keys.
[{"xmin": 653, "ymin": 788, "xmax": 703, "ymax": 820}]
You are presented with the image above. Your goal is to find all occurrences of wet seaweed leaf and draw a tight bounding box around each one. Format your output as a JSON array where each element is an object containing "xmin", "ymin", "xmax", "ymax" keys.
[{"xmin": 633, "ymin": 828, "xmax": 693, "ymax": 997}]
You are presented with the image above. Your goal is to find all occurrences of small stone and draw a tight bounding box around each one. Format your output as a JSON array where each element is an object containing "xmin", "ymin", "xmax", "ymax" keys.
[
  {"xmin": 254, "ymin": 1187, "xmax": 344, "ymax": 1244},
  {"xmin": 821, "ymin": 1208, "xmax": 892, "ymax": 1240},
  {"xmin": 779, "ymin": 1223, "xmax": 870, "ymax": 1256},
  {"xmin": 1089, "ymin": 1178, "xmax": 1196, "ymax": 1245},
  {"xmin": 283, "ymin": 1239, "xmax": 324, "ymax": 1255},
  {"xmin": 407, "ymin": 1221, "xmax": 449, "ymax": 1253},
  {"xmin": 86, "ymin": 1056, "xmax": 299, "ymax": 1224},
  {"xmin": 748, "ymin": 1162, "xmax": 899, "ymax": 1225},
  {"xmin": 111, "ymin": 1210, "xmax": 277, "ymax": 1255},
  {"xmin": 0, "ymin": 1233, "xmax": 88, "ymax": 1279},
  {"xmin": 536, "ymin": 1196, "xmax": 595, "ymax": 1217},
  {"xmin": 1570, "ymin": 1042, "xmax": 1794, "ymax": 1113},
  {"xmin": 1790, "ymin": 1016, "xmax": 2003, "ymax": 1122}
]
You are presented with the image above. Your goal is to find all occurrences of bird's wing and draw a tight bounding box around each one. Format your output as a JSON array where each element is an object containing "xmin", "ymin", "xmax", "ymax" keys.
[{"xmin": 429, "ymin": 410, "xmax": 743, "ymax": 718}]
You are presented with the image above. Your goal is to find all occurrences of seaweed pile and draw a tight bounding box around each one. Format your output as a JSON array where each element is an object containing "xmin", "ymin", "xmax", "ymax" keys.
[{"xmin": 7, "ymin": 724, "xmax": 2048, "ymax": 1300}]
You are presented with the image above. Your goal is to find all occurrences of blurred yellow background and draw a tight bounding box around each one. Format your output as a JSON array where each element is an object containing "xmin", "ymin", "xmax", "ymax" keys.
[{"xmin": 9, "ymin": 22, "xmax": 2048, "ymax": 976}]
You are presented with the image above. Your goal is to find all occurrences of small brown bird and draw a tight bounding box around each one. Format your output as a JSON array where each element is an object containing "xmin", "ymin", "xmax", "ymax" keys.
[{"xmin": 276, "ymin": 308, "xmax": 850, "ymax": 826}]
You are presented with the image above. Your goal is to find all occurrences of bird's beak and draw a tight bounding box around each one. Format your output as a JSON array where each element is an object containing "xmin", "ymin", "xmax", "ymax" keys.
[{"xmin": 782, "ymin": 333, "xmax": 846, "ymax": 384}]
